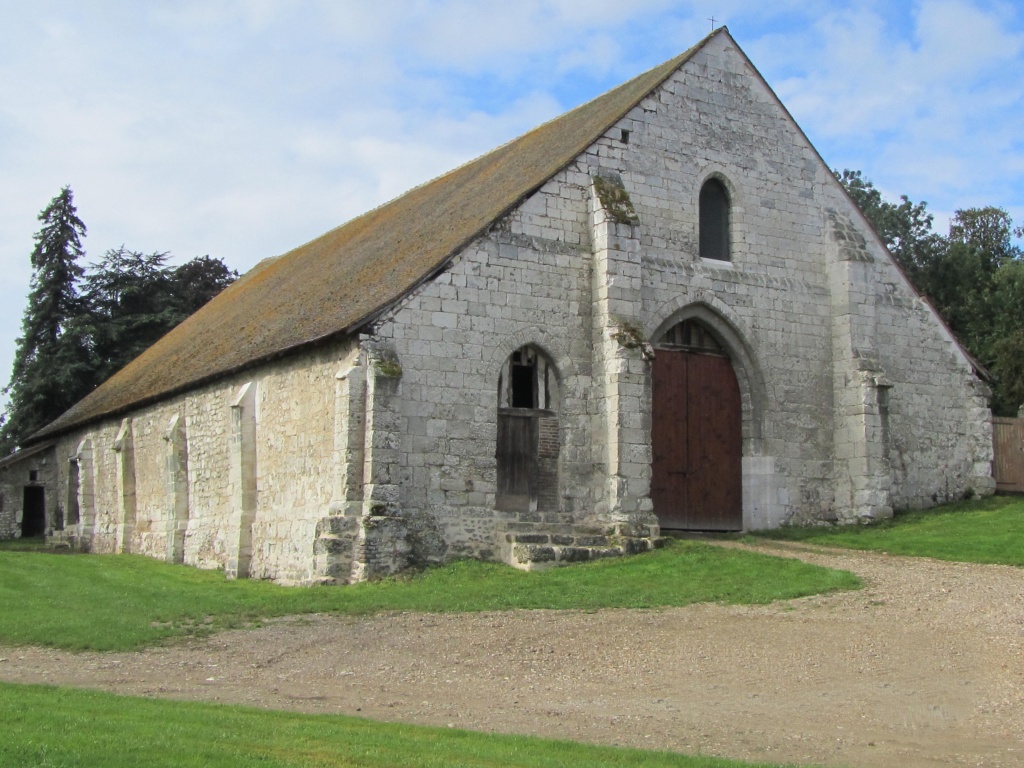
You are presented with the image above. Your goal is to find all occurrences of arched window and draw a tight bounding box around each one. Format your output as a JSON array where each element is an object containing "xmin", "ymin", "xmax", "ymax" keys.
[
  {"xmin": 496, "ymin": 345, "xmax": 559, "ymax": 513},
  {"xmin": 699, "ymin": 178, "xmax": 730, "ymax": 261},
  {"xmin": 657, "ymin": 318, "xmax": 725, "ymax": 355}
]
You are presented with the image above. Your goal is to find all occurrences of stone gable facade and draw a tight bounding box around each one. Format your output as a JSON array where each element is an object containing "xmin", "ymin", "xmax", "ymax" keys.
[{"xmin": 1, "ymin": 31, "xmax": 993, "ymax": 582}]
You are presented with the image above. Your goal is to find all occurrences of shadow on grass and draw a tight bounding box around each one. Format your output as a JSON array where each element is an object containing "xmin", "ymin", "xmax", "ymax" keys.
[{"xmin": 0, "ymin": 536, "xmax": 68, "ymax": 553}]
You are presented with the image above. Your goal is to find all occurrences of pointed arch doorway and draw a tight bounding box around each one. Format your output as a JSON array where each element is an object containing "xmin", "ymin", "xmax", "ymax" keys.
[{"xmin": 651, "ymin": 319, "xmax": 742, "ymax": 531}]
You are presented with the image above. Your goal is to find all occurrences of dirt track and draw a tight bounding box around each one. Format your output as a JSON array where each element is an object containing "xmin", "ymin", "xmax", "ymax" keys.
[{"xmin": 2, "ymin": 541, "xmax": 1022, "ymax": 768}]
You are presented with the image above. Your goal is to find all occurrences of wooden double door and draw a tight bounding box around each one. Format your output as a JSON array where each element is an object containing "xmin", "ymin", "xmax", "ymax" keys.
[{"xmin": 651, "ymin": 349, "xmax": 742, "ymax": 531}]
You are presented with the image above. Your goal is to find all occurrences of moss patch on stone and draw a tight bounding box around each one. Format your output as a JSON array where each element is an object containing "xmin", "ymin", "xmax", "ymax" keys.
[{"xmin": 593, "ymin": 175, "xmax": 640, "ymax": 226}]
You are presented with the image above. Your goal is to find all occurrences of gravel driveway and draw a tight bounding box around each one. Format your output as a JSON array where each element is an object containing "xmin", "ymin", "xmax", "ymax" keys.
[{"xmin": 2, "ymin": 541, "xmax": 1022, "ymax": 768}]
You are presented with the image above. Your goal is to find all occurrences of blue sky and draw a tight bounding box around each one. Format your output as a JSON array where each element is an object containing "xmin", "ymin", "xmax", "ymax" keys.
[{"xmin": 1, "ymin": 1, "xmax": 1022, "ymax": 414}]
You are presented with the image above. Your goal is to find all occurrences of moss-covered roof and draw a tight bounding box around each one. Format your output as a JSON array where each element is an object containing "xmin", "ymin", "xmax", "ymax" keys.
[{"xmin": 34, "ymin": 30, "xmax": 724, "ymax": 441}]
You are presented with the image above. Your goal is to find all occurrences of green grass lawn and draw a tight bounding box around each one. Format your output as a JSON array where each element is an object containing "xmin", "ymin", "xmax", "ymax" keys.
[
  {"xmin": 760, "ymin": 494, "xmax": 1024, "ymax": 565},
  {"xmin": 0, "ymin": 683, "xmax": 813, "ymax": 768},
  {"xmin": 0, "ymin": 535, "xmax": 48, "ymax": 552},
  {"xmin": 0, "ymin": 539, "xmax": 859, "ymax": 651}
]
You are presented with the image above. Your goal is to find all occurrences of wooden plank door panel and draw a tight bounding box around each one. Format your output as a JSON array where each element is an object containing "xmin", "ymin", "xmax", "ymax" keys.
[
  {"xmin": 652, "ymin": 352, "xmax": 689, "ymax": 529},
  {"xmin": 652, "ymin": 349, "xmax": 742, "ymax": 531},
  {"xmin": 993, "ymin": 417, "xmax": 1024, "ymax": 493},
  {"xmin": 497, "ymin": 413, "xmax": 538, "ymax": 511},
  {"xmin": 687, "ymin": 354, "xmax": 742, "ymax": 530}
]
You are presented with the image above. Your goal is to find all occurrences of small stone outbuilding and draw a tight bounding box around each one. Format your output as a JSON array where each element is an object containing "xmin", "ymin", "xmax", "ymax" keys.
[{"xmin": 2, "ymin": 29, "xmax": 993, "ymax": 582}]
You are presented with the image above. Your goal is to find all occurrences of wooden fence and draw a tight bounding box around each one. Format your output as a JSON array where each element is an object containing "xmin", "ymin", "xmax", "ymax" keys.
[{"xmin": 993, "ymin": 417, "xmax": 1024, "ymax": 493}]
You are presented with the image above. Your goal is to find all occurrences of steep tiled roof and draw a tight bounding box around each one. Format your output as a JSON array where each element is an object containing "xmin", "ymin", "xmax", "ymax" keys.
[{"xmin": 35, "ymin": 30, "xmax": 723, "ymax": 441}]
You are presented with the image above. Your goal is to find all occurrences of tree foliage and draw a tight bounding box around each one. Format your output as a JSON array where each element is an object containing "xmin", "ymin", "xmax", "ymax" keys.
[
  {"xmin": 1, "ymin": 189, "xmax": 237, "ymax": 456},
  {"xmin": 835, "ymin": 170, "xmax": 946, "ymax": 289},
  {"xmin": 80, "ymin": 249, "xmax": 237, "ymax": 387},
  {"xmin": 0, "ymin": 187, "xmax": 92, "ymax": 455},
  {"xmin": 837, "ymin": 170, "xmax": 1024, "ymax": 416}
]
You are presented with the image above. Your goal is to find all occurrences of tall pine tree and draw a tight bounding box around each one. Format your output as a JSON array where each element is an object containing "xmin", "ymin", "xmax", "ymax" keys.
[{"xmin": 0, "ymin": 187, "xmax": 92, "ymax": 455}]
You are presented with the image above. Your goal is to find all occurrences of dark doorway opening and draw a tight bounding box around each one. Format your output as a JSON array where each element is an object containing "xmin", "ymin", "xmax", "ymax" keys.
[
  {"xmin": 651, "ymin": 338, "xmax": 742, "ymax": 531},
  {"xmin": 21, "ymin": 486, "xmax": 46, "ymax": 538}
]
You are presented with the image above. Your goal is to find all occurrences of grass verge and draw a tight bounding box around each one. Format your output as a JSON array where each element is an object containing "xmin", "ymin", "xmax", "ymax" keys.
[
  {"xmin": 0, "ymin": 682, "xmax": 813, "ymax": 768},
  {"xmin": 0, "ymin": 539, "xmax": 859, "ymax": 651},
  {"xmin": 760, "ymin": 494, "xmax": 1024, "ymax": 566},
  {"xmin": 0, "ymin": 536, "xmax": 49, "ymax": 552}
]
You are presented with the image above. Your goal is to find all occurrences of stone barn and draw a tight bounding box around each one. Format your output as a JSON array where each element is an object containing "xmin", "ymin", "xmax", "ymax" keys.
[{"xmin": 1, "ymin": 28, "xmax": 993, "ymax": 582}]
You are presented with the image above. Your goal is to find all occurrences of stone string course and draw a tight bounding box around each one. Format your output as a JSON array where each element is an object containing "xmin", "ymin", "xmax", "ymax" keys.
[{"xmin": 3, "ymin": 35, "xmax": 992, "ymax": 582}]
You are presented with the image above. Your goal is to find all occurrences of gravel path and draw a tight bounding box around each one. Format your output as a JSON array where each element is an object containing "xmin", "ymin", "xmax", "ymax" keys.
[{"xmin": 2, "ymin": 541, "xmax": 1022, "ymax": 768}]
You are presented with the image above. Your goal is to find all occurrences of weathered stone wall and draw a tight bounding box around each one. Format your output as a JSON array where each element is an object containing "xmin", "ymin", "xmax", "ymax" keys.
[
  {"xmin": 51, "ymin": 339, "xmax": 353, "ymax": 582},
  {"xmin": 596, "ymin": 37, "xmax": 840, "ymax": 527},
  {"xmin": 819, "ymin": 203, "xmax": 994, "ymax": 518},
  {"xmin": 0, "ymin": 471, "xmax": 14, "ymax": 539},
  {"xmin": 584, "ymin": 34, "xmax": 988, "ymax": 523},
  {"xmin": 870, "ymin": 258, "xmax": 995, "ymax": 508},
  {"xmin": 369, "ymin": 222, "xmax": 596, "ymax": 561},
  {"xmin": 367, "ymin": 30, "xmax": 991, "ymax": 557},
  {"xmin": 0, "ymin": 448, "xmax": 59, "ymax": 538},
  {"xmin": 248, "ymin": 348, "xmax": 340, "ymax": 583}
]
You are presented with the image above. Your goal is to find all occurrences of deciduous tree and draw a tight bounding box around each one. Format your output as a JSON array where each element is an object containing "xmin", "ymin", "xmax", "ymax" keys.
[{"xmin": 837, "ymin": 170, "xmax": 1024, "ymax": 415}]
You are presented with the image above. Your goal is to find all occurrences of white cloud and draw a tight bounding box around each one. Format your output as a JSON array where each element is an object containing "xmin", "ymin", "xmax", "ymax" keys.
[{"xmin": 766, "ymin": 1, "xmax": 1024, "ymax": 220}]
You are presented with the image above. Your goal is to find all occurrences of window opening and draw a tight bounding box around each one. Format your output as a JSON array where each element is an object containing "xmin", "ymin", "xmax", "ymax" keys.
[
  {"xmin": 658, "ymin": 319, "xmax": 726, "ymax": 355},
  {"xmin": 497, "ymin": 345, "xmax": 560, "ymax": 513},
  {"xmin": 699, "ymin": 178, "xmax": 730, "ymax": 261},
  {"xmin": 28, "ymin": 470, "xmax": 38, "ymax": 482},
  {"xmin": 877, "ymin": 384, "xmax": 892, "ymax": 461},
  {"xmin": 510, "ymin": 348, "xmax": 537, "ymax": 408},
  {"xmin": 66, "ymin": 459, "xmax": 80, "ymax": 526}
]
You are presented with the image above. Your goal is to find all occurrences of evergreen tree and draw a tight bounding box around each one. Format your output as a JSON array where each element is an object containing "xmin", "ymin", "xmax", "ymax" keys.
[
  {"xmin": 81, "ymin": 247, "xmax": 177, "ymax": 387},
  {"xmin": 0, "ymin": 187, "xmax": 91, "ymax": 455},
  {"xmin": 81, "ymin": 250, "xmax": 237, "ymax": 387},
  {"xmin": 0, "ymin": 189, "xmax": 238, "ymax": 455}
]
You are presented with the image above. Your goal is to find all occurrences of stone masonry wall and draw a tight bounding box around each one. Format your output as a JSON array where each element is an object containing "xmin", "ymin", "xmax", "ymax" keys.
[
  {"xmin": 53, "ymin": 339, "xmax": 353, "ymax": 584},
  {"xmin": 368, "ymin": 32, "xmax": 836, "ymax": 536},
  {"xmin": 369, "ymin": 222, "xmax": 596, "ymax": 561},
  {"xmin": 367, "ymin": 29, "xmax": 991, "ymax": 554},
  {"xmin": 248, "ymin": 350, "xmax": 339, "ymax": 583},
  {"xmin": 0, "ymin": 449, "xmax": 59, "ymax": 539},
  {"xmin": 0, "ymin": 471, "xmax": 14, "ymax": 539}
]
